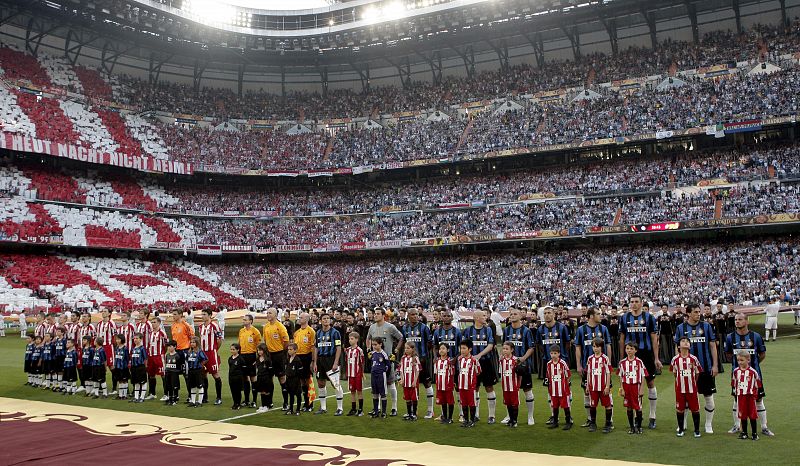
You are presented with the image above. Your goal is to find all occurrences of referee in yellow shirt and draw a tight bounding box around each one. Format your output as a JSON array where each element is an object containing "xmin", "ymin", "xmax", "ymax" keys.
[
  {"xmin": 238, "ymin": 314, "xmax": 261, "ymax": 408},
  {"xmin": 262, "ymin": 307, "xmax": 290, "ymax": 409},
  {"xmin": 292, "ymin": 312, "xmax": 315, "ymax": 411}
]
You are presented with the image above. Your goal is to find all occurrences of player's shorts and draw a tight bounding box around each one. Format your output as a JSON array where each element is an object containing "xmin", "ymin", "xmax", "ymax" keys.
[
  {"xmin": 55, "ymin": 356, "xmax": 65, "ymax": 372},
  {"xmin": 347, "ymin": 374, "xmax": 363, "ymax": 391},
  {"xmin": 112, "ymin": 367, "xmax": 129, "ymax": 383},
  {"xmin": 675, "ymin": 391, "xmax": 700, "ymax": 412},
  {"xmin": 92, "ymin": 365, "xmax": 106, "ymax": 383},
  {"xmin": 696, "ymin": 372, "xmax": 716, "ymax": 396},
  {"xmin": 477, "ymin": 358, "xmax": 498, "ymax": 387},
  {"xmin": 316, "ymin": 355, "xmax": 336, "ymax": 381},
  {"xmin": 737, "ymin": 394, "xmax": 757, "ymax": 420},
  {"xmin": 764, "ymin": 317, "xmax": 778, "ymax": 330},
  {"xmin": 550, "ymin": 395, "xmax": 570, "ymax": 409},
  {"xmin": 254, "ymin": 375, "xmax": 274, "ymax": 394},
  {"xmin": 130, "ymin": 365, "xmax": 147, "ymax": 385},
  {"xmin": 30, "ymin": 361, "xmax": 41, "ymax": 374},
  {"xmin": 42, "ymin": 359, "xmax": 51, "ymax": 374},
  {"xmin": 517, "ymin": 364, "xmax": 533, "ymax": 390},
  {"xmin": 240, "ymin": 353, "xmax": 257, "ymax": 377},
  {"xmin": 103, "ymin": 345, "xmax": 114, "ymax": 366},
  {"xmin": 621, "ymin": 383, "xmax": 641, "ymax": 411},
  {"xmin": 503, "ymin": 390, "xmax": 519, "ymax": 407},
  {"xmin": 187, "ymin": 368, "xmax": 203, "ymax": 389},
  {"xmin": 298, "ymin": 353, "xmax": 312, "ymax": 379},
  {"xmin": 147, "ymin": 355, "xmax": 164, "ymax": 377},
  {"xmin": 418, "ymin": 356, "xmax": 432, "ymax": 385},
  {"xmin": 269, "ymin": 350, "xmax": 287, "ymax": 377},
  {"xmin": 204, "ymin": 350, "xmax": 220, "ymax": 374},
  {"xmin": 637, "ymin": 349, "xmax": 657, "ymax": 381},
  {"xmin": 436, "ymin": 389, "xmax": 454, "ymax": 405},
  {"xmin": 403, "ymin": 386, "xmax": 419, "ymax": 401},
  {"xmin": 458, "ymin": 388, "xmax": 476, "ymax": 407},
  {"xmin": 63, "ymin": 366, "xmax": 77, "ymax": 382},
  {"xmin": 589, "ymin": 390, "xmax": 613, "ymax": 408},
  {"xmin": 24, "ymin": 359, "xmax": 31, "ymax": 373},
  {"xmin": 370, "ymin": 371, "xmax": 387, "ymax": 397},
  {"xmin": 757, "ymin": 386, "xmax": 766, "ymax": 400}
]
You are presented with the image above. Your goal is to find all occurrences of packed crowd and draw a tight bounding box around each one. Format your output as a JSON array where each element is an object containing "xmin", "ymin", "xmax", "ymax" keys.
[
  {"xmin": 207, "ymin": 239, "xmax": 799, "ymax": 309},
  {"xmin": 1, "ymin": 23, "xmax": 799, "ymax": 171},
  {"xmin": 108, "ymin": 23, "xmax": 800, "ymax": 121},
  {"xmin": 4, "ymin": 143, "xmax": 799, "ymax": 217}
]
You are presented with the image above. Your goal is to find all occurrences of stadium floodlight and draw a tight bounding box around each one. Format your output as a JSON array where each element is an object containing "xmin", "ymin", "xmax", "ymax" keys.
[
  {"xmin": 183, "ymin": 0, "xmax": 238, "ymax": 27},
  {"xmin": 382, "ymin": 2, "xmax": 406, "ymax": 20}
]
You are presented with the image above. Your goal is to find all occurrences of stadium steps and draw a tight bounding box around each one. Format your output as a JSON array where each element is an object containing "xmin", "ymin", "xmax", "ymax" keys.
[
  {"xmin": 612, "ymin": 207, "xmax": 623, "ymax": 225},
  {"xmin": 453, "ymin": 118, "xmax": 475, "ymax": 156}
]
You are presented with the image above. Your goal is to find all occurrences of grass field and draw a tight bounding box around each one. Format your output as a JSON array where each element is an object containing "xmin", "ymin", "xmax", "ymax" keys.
[{"xmin": 1, "ymin": 313, "xmax": 798, "ymax": 465}]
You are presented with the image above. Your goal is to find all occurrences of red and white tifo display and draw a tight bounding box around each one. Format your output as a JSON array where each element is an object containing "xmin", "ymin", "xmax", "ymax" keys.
[{"xmin": 0, "ymin": 254, "xmax": 247, "ymax": 311}]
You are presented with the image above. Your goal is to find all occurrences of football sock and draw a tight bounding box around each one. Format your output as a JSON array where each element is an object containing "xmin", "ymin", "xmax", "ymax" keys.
[
  {"xmin": 564, "ymin": 408, "xmax": 572, "ymax": 423},
  {"xmin": 509, "ymin": 405, "xmax": 518, "ymax": 423},
  {"xmin": 635, "ymin": 410, "xmax": 643, "ymax": 428},
  {"xmin": 584, "ymin": 394, "xmax": 591, "ymax": 419},
  {"xmin": 100, "ymin": 382, "xmax": 107, "ymax": 396},
  {"xmin": 648, "ymin": 387, "xmax": 658, "ymax": 419},
  {"xmin": 704, "ymin": 395, "xmax": 715, "ymax": 430},
  {"xmin": 149, "ymin": 377, "xmax": 157, "ymax": 396},
  {"xmin": 358, "ymin": 398, "xmax": 364, "ymax": 411},
  {"xmin": 261, "ymin": 393, "xmax": 269, "ymax": 408},
  {"xmin": 372, "ymin": 397, "xmax": 378, "ymax": 413},
  {"xmin": 462, "ymin": 405, "xmax": 469, "ymax": 422},
  {"xmin": 525, "ymin": 391, "xmax": 535, "ymax": 421},
  {"xmin": 318, "ymin": 386, "xmax": 328, "ymax": 411},
  {"xmin": 412, "ymin": 401, "xmax": 418, "ymax": 416},
  {"xmin": 202, "ymin": 378, "xmax": 209, "ymax": 402},
  {"xmin": 749, "ymin": 418, "xmax": 757, "ymax": 434},
  {"xmin": 252, "ymin": 387, "xmax": 258, "ymax": 406},
  {"xmin": 380, "ymin": 397, "xmax": 387, "ymax": 414},
  {"xmin": 425, "ymin": 386, "xmax": 434, "ymax": 414},
  {"xmin": 281, "ymin": 382, "xmax": 288, "ymax": 407},
  {"xmin": 388, "ymin": 383, "xmax": 398, "ymax": 411},
  {"xmin": 627, "ymin": 409, "xmax": 635, "ymax": 429},
  {"xmin": 469, "ymin": 406, "xmax": 476, "ymax": 422},
  {"xmin": 57, "ymin": 374, "xmax": 63, "ymax": 389},
  {"xmin": 475, "ymin": 391, "xmax": 481, "ymax": 418},
  {"xmin": 214, "ymin": 378, "xmax": 221, "ymax": 400},
  {"xmin": 446, "ymin": 403, "xmax": 454, "ymax": 420},
  {"xmin": 756, "ymin": 399, "xmax": 768, "ymax": 429},
  {"xmin": 243, "ymin": 379, "xmax": 251, "ymax": 404},
  {"xmin": 692, "ymin": 411, "xmax": 700, "ymax": 432},
  {"xmin": 335, "ymin": 384, "xmax": 344, "ymax": 411},
  {"xmin": 732, "ymin": 398, "xmax": 739, "ymax": 426},
  {"xmin": 352, "ymin": 400, "xmax": 357, "ymax": 411},
  {"xmin": 741, "ymin": 418, "xmax": 749, "ymax": 434},
  {"xmin": 406, "ymin": 401, "xmax": 412, "ymax": 416},
  {"xmin": 677, "ymin": 411, "xmax": 685, "ymax": 431},
  {"xmin": 605, "ymin": 408, "xmax": 613, "ymax": 425},
  {"xmin": 590, "ymin": 407, "xmax": 597, "ymax": 423},
  {"xmin": 487, "ymin": 392, "xmax": 497, "ymax": 419},
  {"xmin": 120, "ymin": 382, "xmax": 128, "ymax": 398},
  {"xmin": 553, "ymin": 407, "xmax": 560, "ymax": 424}
]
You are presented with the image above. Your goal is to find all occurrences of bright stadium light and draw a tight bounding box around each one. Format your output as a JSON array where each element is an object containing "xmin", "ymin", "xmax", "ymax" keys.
[
  {"xmin": 382, "ymin": 2, "xmax": 406, "ymax": 20},
  {"xmin": 183, "ymin": 0, "xmax": 238, "ymax": 26}
]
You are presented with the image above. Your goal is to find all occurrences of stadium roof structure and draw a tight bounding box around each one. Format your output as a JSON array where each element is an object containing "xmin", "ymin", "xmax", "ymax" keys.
[{"xmin": 0, "ymin": 0, "xmax": 792, "ymax": 91}]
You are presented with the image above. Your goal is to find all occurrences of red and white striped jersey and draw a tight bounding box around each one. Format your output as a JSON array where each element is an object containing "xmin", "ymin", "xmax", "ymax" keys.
[
  {"xmin": 546, "ymin": 358, "xmax": 571, "ymax": 397},
  {"xmin": 500, "ymin": 356, "xmax": 521, "ymax": 393},
  {"xmin": 732, "ymin": 366, "xmax": 762, "ymax": 396},
  {"xmin": 400, "ymin": 355, "xmax": 421, "ymax": 388},
  {"xmin": 35, "ymin": 322, "xmax": 56, "ymax": 338},
  {"xmin": 199, "ymin": 321, "xmax": 222, "ymax": 353},
  {"xmin": 95, "ymin": 320, "xmax": 117, "ymax": 345},
  {"xmin": 149, "ymin": 328, "xmax": 168, "ymax": 356},
  {"xmin": 345, "ymin": 346, "xmax": 364, "ymax": 378},
  {"xmin": 670, "ymin": 354, "xmax": 701, "ymax": 394},
  {"xmin": 618, "ymin": 357, "xmax": 648, "ymax": 385},
  {"xmin": 135, "ymin": 321, "xmax": 153, "ymax": 349},
  {"xmin": 64, "ymin": 322, "xmax": 76, "ymax": 341},
  {"xmin": 76, "ymin": 323, "xmax": 95, "ymax": 344},
  {"xmin": 586, "ymin": 353, "xmax": 611, "ymax": 392},
  {"xmin": 118, "ymin": 323, "xmax": 136, "ymax": 351},
  {"xmin": 435, "ymin": 357, "xmax": 455, "ymax": 391},
  {"xmin": 457, "ymin": 355, "xmax": 481, "ymax": 391}
]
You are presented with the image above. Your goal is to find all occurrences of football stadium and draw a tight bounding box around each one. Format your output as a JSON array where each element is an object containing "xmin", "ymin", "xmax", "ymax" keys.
[{"xmin": 0, "ymin": 0, "xmax": 799, "ymax": 464}]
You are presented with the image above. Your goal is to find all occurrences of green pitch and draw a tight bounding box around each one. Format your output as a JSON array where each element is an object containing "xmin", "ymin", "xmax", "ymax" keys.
[{"xmin": 1, "ymin": 313, "xmax": 798, "ymax": 465}]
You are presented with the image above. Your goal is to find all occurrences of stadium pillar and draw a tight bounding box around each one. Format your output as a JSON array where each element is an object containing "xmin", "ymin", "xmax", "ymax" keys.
[
  {"xmin": 25, "ymin": 17, "xmax": 60, "ymax": 57},
  {"xmin": 523, "ymin": 32, "xmax": 545, "ymax": 68},
  {"xmin": 731, "ymin": 0, "xmax": 742, "ymax": 33},
  {"xmin": 237, "ymin": 65, "xmax": 245, "ymax": 98},
  {"xmin": 560, "ymin": 25, "xmax": 581, "ymax": 60},
  {"xmin": 351, "ymin": 62, "xmax": 370, "ymax": 93},
  {"xmin": 486, "ymin": 39, "xmax": 509, "ymax": 73},
  {"xmin": 416, "ymin": 50, "xmax": 442, "ymax": 85},
  {"xmin": 281, "ymin": 66, "xmax": 287, "ymax": 102},
  {"xmin": 192, "ymin": 60, "xmax": 207, "ymax": 94},
  {"xmin": 640, "ymin": 8, "xmax": 658, "ymax": 49},
  {"xmin": 601, "ymin": 18, "xmax": 619, "ymax": 57},
  {"xmin": 64, "ymin": 29, "xmax": 92, "ymax": 66},
  {"xmin": 685, "ymin": 2, "xmax": 699, "ymax": 45},
  {"xmin": 779, "ymin": 0, "xmax": 787, "ymax": 27},
  {"xmin": 148, "ymin": 53, "xmax": 170, "ymax": 84}
]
